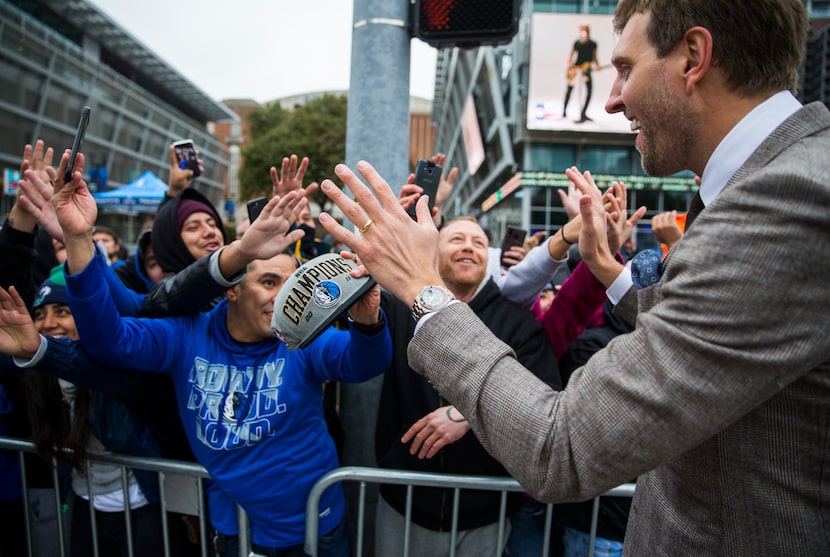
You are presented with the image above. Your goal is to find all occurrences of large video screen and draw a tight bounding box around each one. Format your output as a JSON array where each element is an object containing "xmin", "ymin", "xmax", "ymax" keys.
[{"xmin": 527, "ymin": 13, "xmax": 633, "ymax": 134}]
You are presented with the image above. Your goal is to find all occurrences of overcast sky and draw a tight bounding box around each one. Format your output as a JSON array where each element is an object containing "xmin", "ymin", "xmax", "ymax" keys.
[{"xmin": 88, "ymin": 0, "xmax": 438, "ymax": 104}]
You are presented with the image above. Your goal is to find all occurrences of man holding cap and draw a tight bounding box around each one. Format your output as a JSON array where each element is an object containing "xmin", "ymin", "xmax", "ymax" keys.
[{"xmin": 46, "ymin": 153, "xmax": 393, "ymax": 556}]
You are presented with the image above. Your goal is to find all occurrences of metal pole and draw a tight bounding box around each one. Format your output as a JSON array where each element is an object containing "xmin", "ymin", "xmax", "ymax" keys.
[
  {"xmin": 346, "ymin": 0, "xmax": 411, "ymax": 190},
  {"xmin": 340, "ymin": 1, "xmax": 414, "ymax": 554}
]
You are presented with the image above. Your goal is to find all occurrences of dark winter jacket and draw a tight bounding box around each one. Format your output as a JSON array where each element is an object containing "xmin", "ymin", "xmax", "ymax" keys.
[
  {"xmin": 375, "ymin": 278, "xmax": 561, "ymax": 531},
  {"xmin": 115, "ymin": 228, "xmax": 154, "ymax": 294}
]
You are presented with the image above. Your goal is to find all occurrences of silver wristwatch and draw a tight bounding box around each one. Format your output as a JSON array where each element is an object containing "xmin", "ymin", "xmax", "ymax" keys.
[{"xmin": 411, "ymin": 286, "xmax": 455, "ymax": 321}]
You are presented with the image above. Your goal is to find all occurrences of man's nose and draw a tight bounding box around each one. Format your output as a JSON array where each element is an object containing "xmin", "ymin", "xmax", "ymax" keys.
[
  {"xmin": 41, "ymin": 313, "xmax": 57, "ymax": 330},
  {"xmin": 605, "ymin": 79, "xmax": 624, "ymax": 114}
]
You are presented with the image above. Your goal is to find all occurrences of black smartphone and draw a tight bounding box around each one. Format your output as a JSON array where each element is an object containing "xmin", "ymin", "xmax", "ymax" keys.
[
  {"xmin": 172, "ymin": 139, "xmax": 202, "ymax": 178},
  {"xmin": 407, "ymin": 159, "xmax": 442, "ymax": 220},
  {"xmin": 500, "ymin": 226, "xmax": 527, "ymax": 268},
  {"xmin": 247, "ymin": 196, "xmax": 268, "ymax": 223},
  {"xmin": 65, "ymin": 106, "xmax": 91, "ymax": 183}
]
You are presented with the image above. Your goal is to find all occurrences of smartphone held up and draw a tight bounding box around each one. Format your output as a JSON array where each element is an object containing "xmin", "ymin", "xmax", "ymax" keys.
[
  {"xmin": 173, "ymin": 139, "xmax": 201, "ymax": 178},
  {"xmin": 500, "ymin": 226, "xmax": 527, "ymax": 269},
  {"xmin": 407, "ymin": 159, "xmax": 442, "ymax": 220},
  {"xmin": 65, "ymin": 106, "xmax": 91, "ymax": 183},
  {"xmin": 247, "ymin": 196, "xmax": 268, "ymax": 223}
]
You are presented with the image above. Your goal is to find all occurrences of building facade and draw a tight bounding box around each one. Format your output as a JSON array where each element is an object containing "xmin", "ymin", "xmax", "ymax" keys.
[{"xmin": 0, "ymin": 0, "xmax": 238, "ymax": 229}]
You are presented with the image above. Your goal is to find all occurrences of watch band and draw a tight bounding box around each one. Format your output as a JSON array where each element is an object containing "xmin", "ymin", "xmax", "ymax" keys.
[{"xmin": 411, "ymin": 285, "xmax": 455, "ymax": 321}]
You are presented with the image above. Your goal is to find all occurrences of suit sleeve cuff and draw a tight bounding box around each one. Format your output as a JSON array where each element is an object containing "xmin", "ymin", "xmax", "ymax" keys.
[{"xmin": 413, "ymin": 299, "xmax": 462, "ymax": 334}]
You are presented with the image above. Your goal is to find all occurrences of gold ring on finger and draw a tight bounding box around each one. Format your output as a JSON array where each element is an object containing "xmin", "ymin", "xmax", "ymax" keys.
[{"xmin": 358, "ymin": 218, "xmax": 373, "ymax": 234}]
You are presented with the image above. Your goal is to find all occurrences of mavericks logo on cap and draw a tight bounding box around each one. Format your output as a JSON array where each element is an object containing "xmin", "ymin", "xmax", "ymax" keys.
[
  {"xmin": 313, "ymin": 281, "xmax": 341, "ymax": 308},
  {"xmin": 33, "ymin": 285, "xmax": 52, "ymax": 308}
]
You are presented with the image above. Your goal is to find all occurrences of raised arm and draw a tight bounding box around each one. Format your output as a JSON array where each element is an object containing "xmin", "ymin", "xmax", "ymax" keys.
[
  {"xmin": 140, "ymin": 185, "xmax": 309, "ymax": 318},
  {"xmin": 166, "ymin": 143, "xmax": 203, "ymax": 199},
  {"xmin": 270, "ymin": 154, "xmax": 312, "ymax": 198}
]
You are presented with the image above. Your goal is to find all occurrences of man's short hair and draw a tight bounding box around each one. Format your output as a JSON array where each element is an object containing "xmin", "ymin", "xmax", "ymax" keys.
[
  {"xmin": 440, "ymin": 216, "xmax": 489, "ymax": 245},
  {"xmin": 613, "ymin": 0, "xmax": 808, "ymax": 96},
  {"xmin": 92, "ymin": 225, "xmax": 120, "ymax": 243},
  {"xmin": 442, "ymin": 216, "xmax": 479, "ymax": 228}
]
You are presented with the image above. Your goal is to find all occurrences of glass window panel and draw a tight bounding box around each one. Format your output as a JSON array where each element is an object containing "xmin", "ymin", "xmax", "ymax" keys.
[
  {"xmin": 44, "ymin": 83, "xmax": 84, "ymax": 124},
  {"xmin": 151, "ymin": 110, "xmax": 171, "ymax": 128},
  {"xmin": 36, "ymin": 125, "xmax": 73, "ymax": 157},
  {"xmin": 117, "ymin": 119, "xmax": 145, "ymax": 153},
  {"xmin": 663, "ymin": 190, "xmax": 691, "ymax": 213},
  {"xmin": 633, "ymin": 187, "xmax": 660, "ymax": 214},
  {"xmin": 578, "ymin": 147, "xmax": 603, "ymax": 171},
  {"xmin": 93, "ymin": 78, "xmax": 123, "ymax": 105},
  {"xmin": 530, "ymin": 186, "xmax": 548, "ymax": 208},
  {"xmin": 0, "ymin": 113, "xmax": 36, "ymax": 155},
  {"xmin": 88, "ymin": 106, "xmax": 118, "ymax": 143},
  {"xmin": 145, "ymin": 134, "xmax": 168, "ymax": 161}
]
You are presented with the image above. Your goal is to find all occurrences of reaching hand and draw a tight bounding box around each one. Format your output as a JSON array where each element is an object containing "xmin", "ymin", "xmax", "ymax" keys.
[
  {"xmin": 605, "ymin": 181, "xmax": 647, "ymax": 254},
  {"xmin": 524, "ymin": 230, "xmax": 547, "ymax": 252},
  {"xmin": 10, "ymin": 141, "xmax": 60, "ymax": 237},
  {"xmin": 402, "ymin": 406, "xmax": 471, "ymax": 459},
  {"xmin": 17, "ymin": 160, "xmax": 63, "ymax": 243},
  {"xmin": 21, "ymin": 140, "xmax": 55, "ymax": 187},
  {"xmin": 0, "ymin": 286, "xmax": 42, "ymax": 359},
  {"xmin": 651, "ymin": 211, "xmax": 684, "ymax": 250},
  {"xmin": 397, "ymin": 178, "xmax": 421, "ymax": 213},
  {"xmin": 429, "ymin": 153, "xmax": 459, "ymax": 209},
  {"xmin": 317, "ymin": 161, "xmax": 443, "ymax": 307},
  {"xmin": 347, "ymin": 283, "xmax": 381, "ymax": 326},
  {"xmin": 167, "ymin": 144, "xmax": 201, "ymax": 196},
  {"xmin": 237, "ymin": 191, "xmax": 309, "ymax": 261},
  {"xmin": 568, "ymin": 166, "xmax": 625, "ymax": 287},
  {"xmin": 51, "ymin": 150, "xmax": 96, "ymax": 241},
  {"xmin": 270, "ymin": 154, "xmax": 311, "ymax": 198},
  {"xmin": 501, "ymin": 245, "xmax": 527, "ymax": 270},
  {"xmin": 557, "ymin": 180, "xmax": 581, "ymax": 220}
]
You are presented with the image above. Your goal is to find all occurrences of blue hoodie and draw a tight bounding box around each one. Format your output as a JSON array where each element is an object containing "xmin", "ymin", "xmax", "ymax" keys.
[{"xmin": 66, "ymin": 257, "xmax": 391, "ymax": 548}]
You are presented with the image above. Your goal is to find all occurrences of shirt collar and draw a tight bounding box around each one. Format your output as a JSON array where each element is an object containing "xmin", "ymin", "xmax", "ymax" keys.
[{"xmin": 699, "ymin": 91, "xmax": 801, "ymax": 206}]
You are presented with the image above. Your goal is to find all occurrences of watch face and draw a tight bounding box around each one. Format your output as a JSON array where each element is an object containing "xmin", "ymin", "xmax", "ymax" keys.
[{"xmin": 422, "ymin": 287, "xmax": 446, "ymax": 308}]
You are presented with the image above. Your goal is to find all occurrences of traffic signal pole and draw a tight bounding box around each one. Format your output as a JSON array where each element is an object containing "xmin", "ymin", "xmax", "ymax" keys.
[
  {"xmin": 340, "ymin": 2, "xmax": 412, "ymax": 551},
  {"xmin": 345, "ymin": 0, "xmax": 411, "ymax": 196}
]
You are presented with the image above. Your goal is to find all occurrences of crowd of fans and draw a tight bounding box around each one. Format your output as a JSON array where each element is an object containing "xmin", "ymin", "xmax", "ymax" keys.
[{"xmin": 1, "ymin": 1, "xmax": 828, "ymax": 556}]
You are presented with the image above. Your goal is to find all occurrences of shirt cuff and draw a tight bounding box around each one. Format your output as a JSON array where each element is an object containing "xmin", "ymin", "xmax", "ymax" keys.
[
  {"xmin": 13, "ymin": 335, "xmax": 48, "ymax": 367},
  {"xmin": 209, "ymin": 246, "xmax": 246, "ymax": 287},
  {"xmin": 606, "ymin": 265, "xmax": 633, "ymax": 305}
]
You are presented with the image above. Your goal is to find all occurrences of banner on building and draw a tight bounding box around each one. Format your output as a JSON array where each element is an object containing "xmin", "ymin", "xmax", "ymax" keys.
[{"xmin": 4, "ymin": 169, "xmax": 20, "ymax": 196}]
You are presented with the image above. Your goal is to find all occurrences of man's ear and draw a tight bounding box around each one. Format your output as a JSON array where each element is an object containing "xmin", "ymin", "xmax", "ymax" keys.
[
  {"xmin": 226, "ymin": 284, "xmax": 240, "ymax": 302},
  {"xmin": 682, "ymin": 26, "xmax": 713, "ymax": 94}
]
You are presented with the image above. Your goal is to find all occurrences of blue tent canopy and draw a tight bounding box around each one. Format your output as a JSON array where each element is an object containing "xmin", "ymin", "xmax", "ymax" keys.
[{"xmin": 93, "ymin": 170, "xmax": 168, "ymax": 215}]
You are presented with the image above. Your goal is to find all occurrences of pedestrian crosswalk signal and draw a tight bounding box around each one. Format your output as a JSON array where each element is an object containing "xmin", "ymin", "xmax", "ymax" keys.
[{"xmin": 413, "ymin": 0, "xmax": 520, "ymax": 49}]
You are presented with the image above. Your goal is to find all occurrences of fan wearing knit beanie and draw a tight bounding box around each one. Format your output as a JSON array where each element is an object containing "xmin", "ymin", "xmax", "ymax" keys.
[{"xmin": 151, "ymin": 189, "xmax": 227, "ymax": 274}]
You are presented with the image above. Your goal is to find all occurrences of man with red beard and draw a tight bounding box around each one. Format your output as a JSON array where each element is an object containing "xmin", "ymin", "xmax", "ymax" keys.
[{"xmin": 373, "ymin": 216, "xmax": 560, "ymax": 557}]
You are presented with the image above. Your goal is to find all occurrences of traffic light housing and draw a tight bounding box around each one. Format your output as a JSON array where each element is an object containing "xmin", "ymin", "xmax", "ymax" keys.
[{"xmin": 413, "ymin": 0, "xmax": 520, "ymax": 49}]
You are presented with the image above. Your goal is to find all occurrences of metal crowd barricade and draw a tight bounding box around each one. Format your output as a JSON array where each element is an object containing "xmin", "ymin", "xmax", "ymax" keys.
[
  {"xmin": 2, "ymin": 436, "xmax": 635, "ymax": 557},
  {"xmin": 305, "ymin": 466, "xmax": 636, "ymax": 557},
  {"xmin": 0, "ymin": 436, "xmax": 253, "ymax": 557}
]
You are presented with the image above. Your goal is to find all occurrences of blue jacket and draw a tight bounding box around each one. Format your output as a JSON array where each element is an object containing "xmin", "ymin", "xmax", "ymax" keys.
[{"xmin": 66, "ymin": 257, "xmax": 391, "ymax": 548}]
